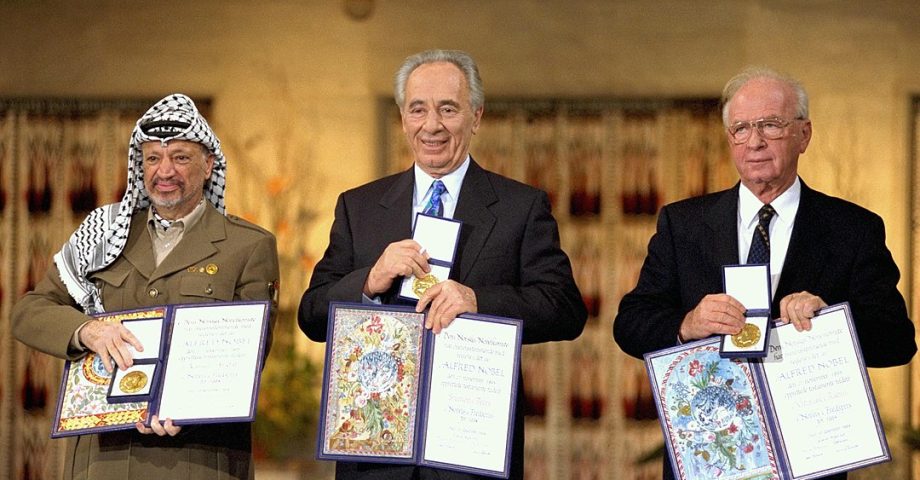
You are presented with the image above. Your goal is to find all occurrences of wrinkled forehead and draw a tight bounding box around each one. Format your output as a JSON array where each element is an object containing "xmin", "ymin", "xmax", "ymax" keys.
[{"xmin": 729, "ymin": 78, "xmax": 797, "ymax": 121}]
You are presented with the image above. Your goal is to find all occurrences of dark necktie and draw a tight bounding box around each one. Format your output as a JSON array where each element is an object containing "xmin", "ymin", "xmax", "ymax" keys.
[
  {"xmin": 423, "ymin": 180, "xmax": 446, "ymax": 217},
  {"xmin": 747, "ymin": 204, "xmax": 775, "ymax": 264}
]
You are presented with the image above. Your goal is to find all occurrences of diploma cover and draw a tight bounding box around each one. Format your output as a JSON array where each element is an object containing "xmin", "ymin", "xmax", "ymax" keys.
[
  {"xmin": 51, "ymin": 300, "xmax": 270, "ymax": 438},
  {"xmin": 645, "ymin": 302, "xmax": 889, "ymax": 479},
  {"xmin": 317, "ymin": 302, "xmax": 522, "ymax": 478}
]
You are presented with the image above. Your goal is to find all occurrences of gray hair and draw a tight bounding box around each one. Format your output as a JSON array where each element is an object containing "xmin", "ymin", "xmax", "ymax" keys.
[
  {"xmin": 720, "ymin": 66, "xmax": 809, "ymax": 127},
  {"xmin": 394, "ymin": 49, "xmax": 484, "ymax": 111}
]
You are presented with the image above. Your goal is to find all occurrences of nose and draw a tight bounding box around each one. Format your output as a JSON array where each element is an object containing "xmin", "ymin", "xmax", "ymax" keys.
[
  {"xmin": 745, "ymin": 128, "xmax": 766, "ymax": 148},
  {"xmin": 423, "ymin": 110, "xmax": 443, "ymax": 132},
  {"xmin": 157, "ymin": 156, "xmax": 177, "ymax": 175}
]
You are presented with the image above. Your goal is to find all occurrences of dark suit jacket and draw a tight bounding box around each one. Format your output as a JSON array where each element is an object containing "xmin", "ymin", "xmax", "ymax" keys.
[
  {"xmin": 613, "ymin": 180, "xmax": 916, "ymax": 480},
  {"xmin": 299, "ymin": 159, "xmax": 587, "ymax": 479}
]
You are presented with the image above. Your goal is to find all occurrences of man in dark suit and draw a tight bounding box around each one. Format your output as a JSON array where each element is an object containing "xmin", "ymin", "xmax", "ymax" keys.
[
  {"xmin": 299, "ymin": 49, "xmax": 587, "ymax": 479},
  {"xmin": 613, "ymin": 67, "xmax": 916, "ymax": 479}
]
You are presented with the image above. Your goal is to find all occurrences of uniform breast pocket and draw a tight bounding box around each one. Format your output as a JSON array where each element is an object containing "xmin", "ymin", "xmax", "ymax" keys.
[
  {"xmin": 91, "ymin": 268, "xmax": 131, "ymax": 310},
  {"xmin": 179, "ymin": 275, "xmax": 235, "ymax": 302}
]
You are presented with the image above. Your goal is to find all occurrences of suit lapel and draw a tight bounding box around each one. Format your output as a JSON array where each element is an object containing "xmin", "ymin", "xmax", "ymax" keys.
[
  {"xmin": 704, "ymin": 185, "xmax": 741, "ymax": 269},
  {"xmin": 379, "ymin": 168, "xmax": 415, "ymax": 240},
  {"xmin": 150, "ymin": 205, "xmax": 223, "ymax": 282},
  {"xmin": 452, "ymin": 160, "xmax": 497, "ymax": 283},
  {"xmin": 773, "ymin": 182, "xmax": 826, "ymax": 305}
]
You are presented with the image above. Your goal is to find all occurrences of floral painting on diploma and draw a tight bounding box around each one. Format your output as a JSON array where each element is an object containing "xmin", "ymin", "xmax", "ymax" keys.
[
  {"xmin": 653, "ymin": 345, "xmax": 779, "ymax": 480},
  {"xmin": 322, "ymin": 307, "xmax": 425, "ymax": 458},
  {"xmin": 53, "ymin": 308, "xmax": 166, "ymax": 436}
]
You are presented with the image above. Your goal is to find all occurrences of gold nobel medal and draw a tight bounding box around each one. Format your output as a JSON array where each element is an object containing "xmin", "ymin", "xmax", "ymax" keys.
[
  {"xmin": 731, "ymin": 323, "xmax": 762, "ymax": 348},
  {"xmin": 119, "ymin": 371, "xmax": 148, "ymax": 394},
  {"xmin": 412, "ymin": 273, "xmax": 439, "ymax": 297}
]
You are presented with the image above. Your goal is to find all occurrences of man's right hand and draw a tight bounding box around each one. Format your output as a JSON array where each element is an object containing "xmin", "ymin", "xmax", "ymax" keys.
[
  {"xmin": 364, "ymin": 239, "xmax": 431, "ymax": 297},
  {"xmin": 679, "ymin": 294, "xmax": 747, "ymax": 342},
  {"xmin": 78, "ymin": 320, "xmax": 143, "ymax": 373}
]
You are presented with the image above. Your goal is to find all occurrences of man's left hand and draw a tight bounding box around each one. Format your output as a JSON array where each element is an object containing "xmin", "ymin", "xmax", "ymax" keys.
[
  {"xmin": 136, "ymin": 414, "xmax": 181, "ymax": 437},
  {"xmin": 779, "ymin": 291, "xmax": 827, "ymax": 332},
  {"xmin": 416, "ymin": 280, "xmax": 477, "ymax": 334}
]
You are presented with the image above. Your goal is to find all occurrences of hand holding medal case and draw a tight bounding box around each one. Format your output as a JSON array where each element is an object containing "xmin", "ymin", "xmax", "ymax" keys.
[
  {"xmin": 105, "ymin": 316, "xmax": 168, "ymax": 403},
  {"xmin": 52, "ymin": 307, "xmax": 167, "ymax": 438},
  {"xmin": 51, "ymin": 300, "xmax": 271, "ymax": 437},
  {"xmin": 399, "ymin": 213, "xmax": 462, "ymax": 301}
]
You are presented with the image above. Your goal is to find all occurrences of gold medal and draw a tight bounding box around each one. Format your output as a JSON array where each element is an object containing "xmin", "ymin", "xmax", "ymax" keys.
[
  {"xmin": 119, "ymin": 370, "xmax": 149, "ymax": 394},
  {"xmin": 206, "ymin": 264, "xmax": 219, "ymax": 275},
  {"xmin": 731, "ymin": 323, "xmax": 762, "ymax": 348},
  {"xmin": 412, "ymin": 273, "xmax": 439, "ymax": 297}
]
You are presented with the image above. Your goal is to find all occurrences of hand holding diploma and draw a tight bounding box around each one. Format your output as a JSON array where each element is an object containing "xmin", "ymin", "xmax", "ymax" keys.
[
  {"xmin": 136, "ymin": 415, "xmax": 181, "ymax": 437},
  {"xmin": 778, "ymin": 291, "xmax": 827, "ymax": 332},
  {"xmin": 417, "ymin": 280, "xmax": 478, "ymax": 334}
]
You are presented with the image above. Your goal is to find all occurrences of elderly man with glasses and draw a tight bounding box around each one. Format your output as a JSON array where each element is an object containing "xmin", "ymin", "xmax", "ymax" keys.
[{"xmin": 613, "ymin": 66, "xmax": 915, "ymax": 480}]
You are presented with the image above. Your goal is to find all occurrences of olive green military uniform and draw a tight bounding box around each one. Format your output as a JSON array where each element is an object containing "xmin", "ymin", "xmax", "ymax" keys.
[{"xmin": 12, "ymin": 204, "xmax": 279, "ymax": 480}]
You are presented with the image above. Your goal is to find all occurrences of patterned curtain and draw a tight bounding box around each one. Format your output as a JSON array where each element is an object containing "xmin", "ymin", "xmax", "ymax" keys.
[{"xmin": 0, "ymin": 99, "xmax": 157, "ymax": 480}]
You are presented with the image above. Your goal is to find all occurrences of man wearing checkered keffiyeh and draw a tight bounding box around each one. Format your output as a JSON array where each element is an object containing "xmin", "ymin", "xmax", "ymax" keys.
[
  {"xmin": 55, "ymin": 93, "xmax": 228, "ymax": 314},
  {"xmin": 12, "ymin": 93, "xmax": 280, "ymax": 480}
]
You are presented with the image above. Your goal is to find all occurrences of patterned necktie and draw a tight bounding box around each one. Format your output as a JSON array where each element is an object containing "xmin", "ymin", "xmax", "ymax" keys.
[
  {"xmin": 423, "ymin": 180, "xmax": 446, "ymax": 217},
  {"xmin": 747, "ymin": 204, "xmax": 776, "ymax": 264}
]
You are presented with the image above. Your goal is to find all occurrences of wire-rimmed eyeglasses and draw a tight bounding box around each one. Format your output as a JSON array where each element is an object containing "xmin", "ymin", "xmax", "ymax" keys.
[{"xmin": 727, "ymin": 117, "xmax": 802, "ymax": 144}]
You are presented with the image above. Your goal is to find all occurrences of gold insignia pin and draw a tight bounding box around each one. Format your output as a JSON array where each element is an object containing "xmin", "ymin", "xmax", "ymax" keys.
[{"xmin": 206, "ymin": 264, "xmax": 218, "ymax": 275}]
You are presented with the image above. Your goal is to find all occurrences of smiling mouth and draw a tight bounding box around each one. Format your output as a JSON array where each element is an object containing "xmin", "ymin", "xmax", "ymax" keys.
[
  {"xmin": 153, "ymin": 181, "xmax": 182, "ymax": 192},
  {"xmin": 421, "ymin": 138, "xmax": 447, "ymax": 147}
]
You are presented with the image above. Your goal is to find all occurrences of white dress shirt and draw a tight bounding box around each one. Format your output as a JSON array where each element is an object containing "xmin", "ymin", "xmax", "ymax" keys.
[
  {"xmin": 737, "ymin": 177, "xmax": 801, "ymax": 297},
  {"xmin": 412, "ymin": 155, "xmax": 470, "ymax": 223}
]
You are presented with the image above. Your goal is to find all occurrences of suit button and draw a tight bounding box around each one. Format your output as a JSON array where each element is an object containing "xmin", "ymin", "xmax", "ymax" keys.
[
  {"xmin": 205, "ymin": 287, "xmax": 213, "ymax": 295},
  {"xmin": 148, "ymin": 288, "xmax": 159, "ymax": 298}
]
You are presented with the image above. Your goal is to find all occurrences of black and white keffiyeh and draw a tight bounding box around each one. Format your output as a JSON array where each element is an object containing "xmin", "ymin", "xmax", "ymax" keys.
[{"xmin": 54, "ymin": 93, "xmax": 227, "ymax": 313}]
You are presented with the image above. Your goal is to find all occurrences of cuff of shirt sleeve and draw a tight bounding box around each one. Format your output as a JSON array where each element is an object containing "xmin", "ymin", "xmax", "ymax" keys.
[{"xmin": 362, "ymin": 293, "xmax": 383, "ymax": 305}]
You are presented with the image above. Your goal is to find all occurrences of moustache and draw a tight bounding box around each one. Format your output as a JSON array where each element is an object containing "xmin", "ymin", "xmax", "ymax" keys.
[{"xmin": 152, "ymin": 178, "xmax": 185, "ymax": 188}]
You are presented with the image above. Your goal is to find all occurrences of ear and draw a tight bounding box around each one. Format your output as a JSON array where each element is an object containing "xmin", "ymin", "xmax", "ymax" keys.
[
  {"xmin": 798, "ymin": 119, "xmax": 812, "ymax": 153},
  {"xmin": 471, "ymin": 106, "xmax": 484, "ymax": 134},
  {"xmin": 205, "ymin": 154, "xmax": 215, "ymax": 177}
]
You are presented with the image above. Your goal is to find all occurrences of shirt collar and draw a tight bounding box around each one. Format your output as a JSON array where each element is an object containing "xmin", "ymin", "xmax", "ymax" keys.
[
  {"xmin": 146, "ymin": 199, "xmax": 208, "ymax": 234},
  {"xmin": 413, "ymin": 155, "xmax": 471, "ymax": 205},
  {"xmin": 739, "ymin": 176, "xmax": 801, "ymax": 228}
]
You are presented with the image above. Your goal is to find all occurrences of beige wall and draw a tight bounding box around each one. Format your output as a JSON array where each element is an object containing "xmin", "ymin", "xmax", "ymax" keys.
[{"xmin": 3, "ymin": 0, "xmax": 919, "ymax": 452}]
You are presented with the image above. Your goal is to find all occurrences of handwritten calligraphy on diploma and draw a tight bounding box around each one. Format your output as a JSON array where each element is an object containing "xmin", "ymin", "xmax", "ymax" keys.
[
  {"xmin": 157, "ymin": 304, "xmax": 266, "ymax": 421},
  {"xmin": 762, "ymin": 311, "xmax": 883, "ymax": 477},
  {"xmin": 423, "ymin": 318, "xmax": 517, "ymax": 472}
]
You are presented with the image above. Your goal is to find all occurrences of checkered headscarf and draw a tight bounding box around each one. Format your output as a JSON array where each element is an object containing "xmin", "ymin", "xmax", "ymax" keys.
[{"xmin": 54, "ymin": 94, "xmax": 227, "ymax": 313}]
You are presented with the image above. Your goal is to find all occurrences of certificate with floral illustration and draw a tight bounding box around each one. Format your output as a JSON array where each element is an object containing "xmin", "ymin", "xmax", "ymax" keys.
[
  {"xmin": 317, "ymin": 302, "xmax": 522, "ymax": 478},
  {"xmin": 51, "ymin": 300, "xmax": 271, "ymax": 438},
  {"xmin": 52, "ymin": 307, "xmax": 166, "ymax": 438},
  {"xmin": 645, "ymin": 302, "xmax": 888, "ymax": 479}
]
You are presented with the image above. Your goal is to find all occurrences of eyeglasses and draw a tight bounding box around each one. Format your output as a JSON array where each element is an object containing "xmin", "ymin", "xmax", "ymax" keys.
[{"xmin": 727, "ymin": 117, "xmax": 801, "ymax": 144}]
